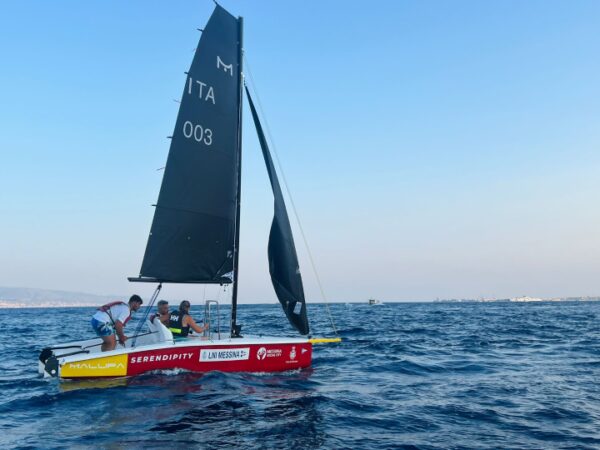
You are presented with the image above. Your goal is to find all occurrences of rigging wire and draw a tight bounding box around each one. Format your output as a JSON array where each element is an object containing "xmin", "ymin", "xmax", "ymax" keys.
[
  {"xmin": 243, "ymin": 55, "xmax": 338, "ymax": 336},
  {"xmin": 131, "ymin": 283, "xmax": 162, "ymax": 347}
]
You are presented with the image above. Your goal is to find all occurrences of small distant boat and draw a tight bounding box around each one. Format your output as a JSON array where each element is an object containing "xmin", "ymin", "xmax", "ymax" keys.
[
  {"xmin": 38, "ymin": 4, "xmax": 339, "ymax": 380},
  {"xmin": 368, "ymin": 298, "xmax": 383, "ymax": 305}
]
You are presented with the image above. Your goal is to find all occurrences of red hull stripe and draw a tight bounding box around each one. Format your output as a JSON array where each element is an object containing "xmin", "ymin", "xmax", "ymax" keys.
[{"xmin": 125, "ymin": 343, "xmax": 312, "ymax": 377}]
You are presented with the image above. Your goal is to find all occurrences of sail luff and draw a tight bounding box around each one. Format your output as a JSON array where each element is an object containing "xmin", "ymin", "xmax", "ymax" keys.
[{"xmin": 245, "ymin": 86, "xmax": 310, "ymax": 335}]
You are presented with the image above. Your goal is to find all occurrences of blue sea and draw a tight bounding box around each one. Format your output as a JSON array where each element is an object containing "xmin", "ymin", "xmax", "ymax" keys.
[{"xmin": 1, "ymin": 301, "xmax": 600, "ymax": 449}]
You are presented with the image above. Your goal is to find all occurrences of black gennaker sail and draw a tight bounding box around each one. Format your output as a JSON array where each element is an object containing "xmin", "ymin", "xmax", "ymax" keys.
[
  {"xmin": 130, "ymin": 5, "xmax": 309, "ymax": 335},
  {"xmin": 246, "ymin": 88, "xmax": 309, "ymax": 335},
  {"xmin": 136, "ymin": 5, "xmax": 242, "ymax": 284}
]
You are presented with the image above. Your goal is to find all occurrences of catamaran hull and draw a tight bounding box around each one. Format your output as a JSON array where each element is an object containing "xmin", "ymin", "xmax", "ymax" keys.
[{"xmin": 41, "ymin": 338, "xmax": 312, "ymax": 380}]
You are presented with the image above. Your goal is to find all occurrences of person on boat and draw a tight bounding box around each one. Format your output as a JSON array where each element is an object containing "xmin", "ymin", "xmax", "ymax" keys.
[
  {"xmin": 168, "ymin": 300, "xmax": 208, "ymax": 338},
  {"xmin": 150, "ymin": 300, "xmax": 170, "ymax": 326},
  {"xmin": 91, "ymin": 295, "xmax": 143, "ymax": 351}
]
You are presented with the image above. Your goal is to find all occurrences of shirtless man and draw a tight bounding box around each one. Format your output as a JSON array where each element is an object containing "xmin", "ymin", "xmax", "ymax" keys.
[{"xmin": 91, "ymin": 295, "xmax": 143, "ymax": 351}]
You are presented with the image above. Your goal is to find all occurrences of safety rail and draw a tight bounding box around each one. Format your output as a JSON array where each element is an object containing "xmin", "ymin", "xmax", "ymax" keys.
[{"xmin": 204, "ymin": 300, "xmax": 221, "ymax": 340}]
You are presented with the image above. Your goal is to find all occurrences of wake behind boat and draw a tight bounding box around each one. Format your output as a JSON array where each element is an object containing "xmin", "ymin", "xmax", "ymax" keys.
[{"xmin": 39, "ymin": 4, "xmax": 338, "ymax": 380}]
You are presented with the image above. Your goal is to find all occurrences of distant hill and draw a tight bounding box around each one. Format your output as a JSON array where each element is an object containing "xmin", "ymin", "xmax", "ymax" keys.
[{"xmin": 0, "ymin": 287, "xmax": 119, "ymax": 308}]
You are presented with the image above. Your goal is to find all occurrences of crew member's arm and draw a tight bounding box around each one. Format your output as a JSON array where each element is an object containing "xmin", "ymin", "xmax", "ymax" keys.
[
  {"xmin": 185, "ymin": 315, "xmax": 208, "ymax": 334},
  {"xmin": 115, "ymin": 307, "xmax": 131, "ymax": 344},
  {"xmin": 115, "ymin": 321, "xmax": 128, "ymax": 345},
  {"xmin": 160, "ymin": 313, "xmax": 170, "ymax": 326}
]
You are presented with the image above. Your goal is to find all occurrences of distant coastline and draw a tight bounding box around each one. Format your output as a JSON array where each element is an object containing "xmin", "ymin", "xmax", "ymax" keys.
[
  {"xmin": 432, "ymin": 296, "xmax": 600, "ymax": 303},
  {"xmin": 1, "ymin": 287, "xmax": 599, "ymax": 308},
  {"xmin": 0, "ymin": 287, "xmax": 119, "ymax": 308}
]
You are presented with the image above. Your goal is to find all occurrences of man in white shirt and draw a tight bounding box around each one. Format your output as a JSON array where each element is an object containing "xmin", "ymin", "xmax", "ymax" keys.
[{"xmin": 91, "ymin": 295, "xmax": 143, "ymax": 351}]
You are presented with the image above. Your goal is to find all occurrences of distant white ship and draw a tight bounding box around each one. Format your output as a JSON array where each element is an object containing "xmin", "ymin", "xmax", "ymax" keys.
[{"xmin": 368, "ymin": 298, "xmax": 383, "ymax": 305}]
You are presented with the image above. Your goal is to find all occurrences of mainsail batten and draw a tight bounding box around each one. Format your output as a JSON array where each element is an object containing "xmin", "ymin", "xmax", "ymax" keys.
[
  {"xmin": 245, "ymin": 87, "xmax": 310, "ymax": 335},
  {"xmin": 138, "ymin": 6, "xmax": 242, "ymax": 283}
]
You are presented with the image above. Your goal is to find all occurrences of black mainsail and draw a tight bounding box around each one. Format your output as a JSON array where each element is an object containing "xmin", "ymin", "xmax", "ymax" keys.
[
  {"xmin": 131, "ymin": 5, "xmax": 309, "ymax": 336},
  {"xmin": 135, "ymin": 6, "xmax": 242, "ymax": 284},
  {"xmin": 245, "ymin": 88, "xmax": 310, "ymax": 335}
]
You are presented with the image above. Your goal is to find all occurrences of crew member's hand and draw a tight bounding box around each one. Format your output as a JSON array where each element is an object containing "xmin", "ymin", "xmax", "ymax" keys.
[{"xmin": 119, "ymin": 335, "xmax": 128, "ymax": 345}]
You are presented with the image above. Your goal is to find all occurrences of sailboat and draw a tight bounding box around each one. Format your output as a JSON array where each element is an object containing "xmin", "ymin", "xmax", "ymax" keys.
[{"xmin": 38, "ymin": 4, "xmax": 338, "ymax": 380}]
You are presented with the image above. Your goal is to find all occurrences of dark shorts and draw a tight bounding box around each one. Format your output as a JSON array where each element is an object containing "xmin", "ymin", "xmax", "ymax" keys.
[{"xmin": 91, "ymin": 318, "xmax": 115, "ymax": 337}]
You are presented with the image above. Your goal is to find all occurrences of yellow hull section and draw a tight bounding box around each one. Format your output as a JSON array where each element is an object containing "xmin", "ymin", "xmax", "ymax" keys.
[{"xmin": 60, "ymin": 354, "xmax": 128, "ymax": 378}]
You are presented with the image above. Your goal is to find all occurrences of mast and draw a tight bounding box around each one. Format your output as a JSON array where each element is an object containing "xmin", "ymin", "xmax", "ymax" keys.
[{"xmin": 230, "ymin": 15, "xmax": 244, "ymax": 337}]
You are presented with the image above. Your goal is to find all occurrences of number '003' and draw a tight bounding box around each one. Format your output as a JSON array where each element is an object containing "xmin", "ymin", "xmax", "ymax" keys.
[{"xmin": 183, "ymin": 121, "xmax": 212, "ymax": 146}]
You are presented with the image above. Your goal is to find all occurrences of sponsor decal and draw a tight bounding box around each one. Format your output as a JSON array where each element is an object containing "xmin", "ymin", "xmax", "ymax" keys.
[
  {"xmin": 61, "ymin": 354, "xmax": 128, "ymax": 377},
  {"xmin": 256, "ymin": 347, "xmax": 267, "ymax": 360},
  {"xmin": 199, "ymin": 347, "xmax": 250, "ymax": 362},
  {"xmin": 266, "ymin": 348, "xmax": 282, "ymax": 358},
  {"xmin": 67, "ymin": 362, "xmax": 125, "ymax": 370},
  {"xmin": 289, "ymin": 346, "xmax": 297, "ymax": 360},
  {"xmin": 301, "ymin": 348, "xmax": 308, "ymax": 354},
  {"xmin": 256, "ymin": 347, "xmax": 283, "ymax": 360},
  {"xmin": 130, "ymin": 352, "xmax": 193, "ymax": 364}
]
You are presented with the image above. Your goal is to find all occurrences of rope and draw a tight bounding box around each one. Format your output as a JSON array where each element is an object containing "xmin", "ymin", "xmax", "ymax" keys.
[
  {"xmin": 243, "ymin": 56, "xmax": 338, "ymax": 336},
  {"xmin": 131, "ymin": 283, "xmax": 162, "ymax": 347}
]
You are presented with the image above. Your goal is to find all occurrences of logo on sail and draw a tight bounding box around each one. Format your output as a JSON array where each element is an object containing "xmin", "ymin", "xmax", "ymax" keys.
[{"xmin": 216, "ymin": 56, "xmax": 233, "ymax": 76}]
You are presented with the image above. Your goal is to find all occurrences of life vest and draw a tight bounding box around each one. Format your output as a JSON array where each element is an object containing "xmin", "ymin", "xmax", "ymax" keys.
[
  {"xmin": 98, "ymin": 301, "xmax": 129, "ymax": 325},
  {"xmin": 168, "ymin": 311, "xmax": 190, "ymax": 337},
  {"xmin": 98, "ymin": 301, "xmax": 127, "ymax": 313}
]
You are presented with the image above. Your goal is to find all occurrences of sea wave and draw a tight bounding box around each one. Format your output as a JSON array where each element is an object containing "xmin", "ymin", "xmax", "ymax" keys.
[{"xmin": 1, "ymin": 302, "xmax": 600, "ymax": 448}]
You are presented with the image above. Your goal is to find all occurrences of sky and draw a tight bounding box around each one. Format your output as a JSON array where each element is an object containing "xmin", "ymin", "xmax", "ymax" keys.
[{"xmin": 1, "ymin": 0, "xmax": 600, "ymax": 303}]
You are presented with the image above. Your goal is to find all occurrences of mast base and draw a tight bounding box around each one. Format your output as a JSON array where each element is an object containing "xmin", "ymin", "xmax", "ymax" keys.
[{"xmin": 231, "ymin": 324, "xmax": 243, "ymax": 338}]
